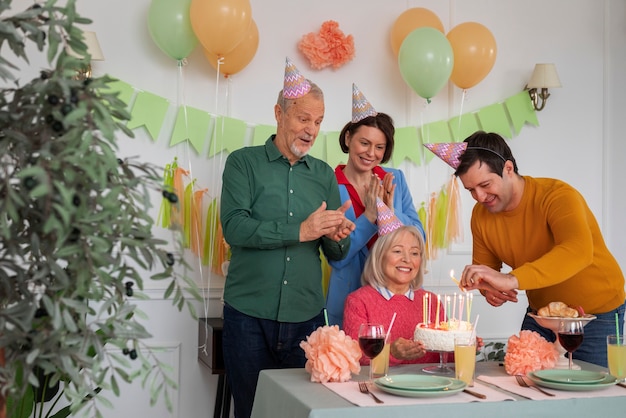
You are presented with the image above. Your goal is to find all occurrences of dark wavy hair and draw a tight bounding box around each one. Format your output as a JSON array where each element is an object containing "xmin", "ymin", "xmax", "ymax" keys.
[
  {"xmin": 338, "ymin": 112, "xmax": 395, "ymax": 164},
  {"xmin": 455, "ymin": 131, "xmax": 519, "ymax": 177}
]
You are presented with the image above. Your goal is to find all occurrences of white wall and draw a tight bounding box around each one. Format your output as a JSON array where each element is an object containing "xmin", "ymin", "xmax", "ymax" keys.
[{"xmin": 9, "ymin": 0, "xmax": 625, "ymax": 416}]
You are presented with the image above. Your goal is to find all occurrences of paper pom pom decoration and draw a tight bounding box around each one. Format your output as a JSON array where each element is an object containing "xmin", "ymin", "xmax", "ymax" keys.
[
  {"xmin": 300, "ymin": 325, "xmax": 362, "ymax": 383},
  {"xmin": 504, "ymin": 330, "xmax": 559, "ymax": 376},
  {"xmin": 298, "ymin": 20, "xmax": 355, "ymax": 70}
]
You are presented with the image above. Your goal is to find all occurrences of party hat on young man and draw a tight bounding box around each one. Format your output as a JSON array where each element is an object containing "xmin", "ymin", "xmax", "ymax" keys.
[
  {"xmin": 423, "ymin": 142, "xmax": 468, "ymax": 169},
  {"xmin": 283, "ymin": 57, "xmax": 311, "ymax": 99},
  {"xmin": 376, "ymin": 197, "xmax": 403, "ymax": 236},
  {"xmin": 352, "ymin": 83, "xmax": 377, "ymax": 123}
]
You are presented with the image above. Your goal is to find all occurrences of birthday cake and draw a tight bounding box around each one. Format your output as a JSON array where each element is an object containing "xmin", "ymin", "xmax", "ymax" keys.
[{"xmin": 413, "ymin": 320, "xmax": 473, "ymax": 352}]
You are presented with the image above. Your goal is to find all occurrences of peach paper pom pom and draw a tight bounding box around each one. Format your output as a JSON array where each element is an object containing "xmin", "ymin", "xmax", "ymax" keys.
[
  {"xmin": 300, "ymin": 325, "xmax": 362, "ymax": 383},
  {"xmin": 298, "ymin": 20, "xmax": 355, "ymax": 70},
  {"xmin": 504, "ymin": 330, "xmax": 559, "ymax": 376}
]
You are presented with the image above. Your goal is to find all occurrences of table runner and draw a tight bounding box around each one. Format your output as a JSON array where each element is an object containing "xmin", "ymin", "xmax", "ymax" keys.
[
  {"xmin": 477, "ymin": 374, "xmax": 626, "ymax": 400},
  {"xmin": 321, "ymin": 380, "xmax": 514, "ymax": 407}
]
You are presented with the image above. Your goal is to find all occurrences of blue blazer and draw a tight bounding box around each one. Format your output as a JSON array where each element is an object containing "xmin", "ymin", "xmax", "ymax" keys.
[{"xmin": 325, "ymin": 167, "xmax": 425, "ymax": 327}]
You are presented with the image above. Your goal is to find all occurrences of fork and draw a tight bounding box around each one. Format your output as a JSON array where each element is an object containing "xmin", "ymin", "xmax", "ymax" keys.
[
  {"xmin": 515, "ymin": 375, "xmax": 555, "ymax": 396},
  {"xmin": 358, "ymin": 381, "xmax": 384, "ymax": 403}
]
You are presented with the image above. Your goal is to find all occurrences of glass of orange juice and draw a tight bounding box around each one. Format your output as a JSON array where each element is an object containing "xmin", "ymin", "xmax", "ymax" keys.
[
  {"xmin": 607, "ymin": 335, "xmax": 626, "ymax": 382},
  {"xmin": 370, "ymin": 342, "xmax": 390, "ymax": 379},
  {"xmin": 454, "ymin": 336, "xmax": 476, "ymax": 387}
]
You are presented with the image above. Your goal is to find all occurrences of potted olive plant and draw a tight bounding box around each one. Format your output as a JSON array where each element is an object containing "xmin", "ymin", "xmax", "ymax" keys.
[{"xmin": 0, "ymin": 1, "xmax": 199, "ymax": 417}]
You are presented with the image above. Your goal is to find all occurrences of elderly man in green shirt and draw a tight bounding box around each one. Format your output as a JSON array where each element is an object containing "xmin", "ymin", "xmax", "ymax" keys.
[{"xmin": 220, "ymin": 59, "xmax": 355, "ymax": 418}]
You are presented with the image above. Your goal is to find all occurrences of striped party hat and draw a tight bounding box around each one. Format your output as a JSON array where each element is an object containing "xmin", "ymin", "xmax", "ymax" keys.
[
  {"xmin": 376, "ymin": 197, "xmax": 403, "ymax": 235},
  {"xmin": 352, "ymin": 83, "xmax": 377, "ymax": 123},
  {"xmin": 283, "ymin": 57, "xmax": 311, "ymax": 99},
  {"xmin": 423, "ymin": 142, "xmax": 468, "ymax": 169}
]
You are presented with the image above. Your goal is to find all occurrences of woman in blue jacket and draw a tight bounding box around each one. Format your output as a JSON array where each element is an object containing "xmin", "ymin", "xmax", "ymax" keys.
[{"xmin": 326, "ymin": 85, "xmax": 425, "ymax": 327}]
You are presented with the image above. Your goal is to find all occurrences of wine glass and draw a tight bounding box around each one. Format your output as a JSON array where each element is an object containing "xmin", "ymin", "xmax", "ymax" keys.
[
  {"xmin": 557, "ymin": 320, "xmax": 584, "ymax": 370},
  {"xmin": 358, "ymin": 323, "xmax": 386, "ymax": 382}
]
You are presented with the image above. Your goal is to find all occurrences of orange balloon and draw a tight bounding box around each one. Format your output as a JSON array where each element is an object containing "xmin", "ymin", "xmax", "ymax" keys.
[
  {"xmin": 204, "ymin": 19, "xmax": 259, "ymax": 77},
  {"xmin": 447, "ymin": 22, "xmax": 497, "ymax": 89},
  {"xmin": 190, "ymin": 0, "xmax": 252, "ymax": 56},
  {"xmin": 390, "ymin": 8, "xmax": 444, "ymax": 57}
]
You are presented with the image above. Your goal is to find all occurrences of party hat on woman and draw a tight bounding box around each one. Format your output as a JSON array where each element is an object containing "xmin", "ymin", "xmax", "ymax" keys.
[
  {"xmin": 352, "ymin": 83, "xmax": 377, "ymax": 122},
  {"xmin": 376, "ymin": 197, "xmax": 403, "ymax": 235}
]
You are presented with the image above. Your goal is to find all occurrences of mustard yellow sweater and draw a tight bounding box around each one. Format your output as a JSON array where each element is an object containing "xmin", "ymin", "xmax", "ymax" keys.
[{"xmin": 471, "ymin": 176, "xmax": 625, "ymax": 314}]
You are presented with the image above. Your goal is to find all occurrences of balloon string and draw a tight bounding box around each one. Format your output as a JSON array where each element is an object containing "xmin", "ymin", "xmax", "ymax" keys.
[
  {"xmin": 456, "ymin": 89, "xmax": 467, "ymax": 141},
  {"xmin": 201, "ymin": 56, "xmax": 226, "ymax": 314},
  {"xmin": 419, "ymin": 102, "xmax": 433, "ymax": 271},
  {"xmin": 177, "ymin": 60, "xmax": 211, "ymax": 319}
]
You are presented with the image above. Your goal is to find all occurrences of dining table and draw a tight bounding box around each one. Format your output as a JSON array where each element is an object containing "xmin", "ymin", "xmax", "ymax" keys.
[{"xmin": 250, "ymin": 361, "xmax": 626, "ymax": 418}]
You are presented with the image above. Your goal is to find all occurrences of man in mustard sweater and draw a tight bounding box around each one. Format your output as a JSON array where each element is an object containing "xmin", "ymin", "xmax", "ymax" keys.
[{"xmin": 455, "ymin": 131, "xmax": 624, "ymax": 367}]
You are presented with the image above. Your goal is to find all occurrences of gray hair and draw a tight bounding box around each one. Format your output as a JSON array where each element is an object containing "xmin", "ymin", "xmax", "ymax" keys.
[
  {"xmin": 361, "ymin": 225, "xmax": 425, "ymax": 290},
  {"xmin": 276, "ymin": 80, "xmax": 324, "ymax": 111}
]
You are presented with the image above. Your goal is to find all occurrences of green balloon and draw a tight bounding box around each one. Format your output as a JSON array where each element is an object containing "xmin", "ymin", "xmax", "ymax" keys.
[
  {"xmin": 398, "ymin": 27, "xmax": 454, "ymax": 100},
  {"xmin": 148, "ymin": 0, "xmax": 198, "ymax": 61}
]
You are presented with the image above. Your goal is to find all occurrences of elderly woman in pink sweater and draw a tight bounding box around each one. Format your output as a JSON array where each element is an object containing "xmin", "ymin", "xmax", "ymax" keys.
[{"xmin": 344, "ymin": 225, "xmax": 483, "ymax": 366}]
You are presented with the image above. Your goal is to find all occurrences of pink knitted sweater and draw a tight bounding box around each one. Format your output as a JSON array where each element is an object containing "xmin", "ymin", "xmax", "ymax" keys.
[{"xmin": 343, "ymin": 285, "xmax": 450, "ymax": 366}]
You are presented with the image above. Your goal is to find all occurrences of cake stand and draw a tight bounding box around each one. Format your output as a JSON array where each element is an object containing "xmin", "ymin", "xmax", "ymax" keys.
[
  {"xmin": 422, "ymin": 350, "xmax": 454, "ymax": 375},
  {"xmin": 528, "ymin": 313, "xmax": 596, "ymax": 370}
]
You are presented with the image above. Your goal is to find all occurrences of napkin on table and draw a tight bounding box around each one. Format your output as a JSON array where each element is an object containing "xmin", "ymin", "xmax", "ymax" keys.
[
  {"xmin": 321, "ymin": 380, "xmax": 514, "ymax": 407},
  {"xmin": 477, "ymin": 375, "xmax": 626, "ymax": 401}
]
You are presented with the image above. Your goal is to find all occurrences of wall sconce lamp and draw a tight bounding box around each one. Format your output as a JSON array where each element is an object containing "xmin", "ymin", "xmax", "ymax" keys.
[
  {"xmin": 526, "ymin": 63, "xmax": 561, "ymax": 111},
  {"xmin": 66, "ymin": 31, "xmax": 105, "ymax": 80}
]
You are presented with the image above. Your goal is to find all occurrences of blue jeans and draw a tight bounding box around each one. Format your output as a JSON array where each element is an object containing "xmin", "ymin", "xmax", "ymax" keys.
[
  {"xmin": 522, "ymin": 302, "xmax": 625, "ymax": 367},
  {"xmin": 222, "ymin": 303, "xmax": 325, "ymax": 418}
]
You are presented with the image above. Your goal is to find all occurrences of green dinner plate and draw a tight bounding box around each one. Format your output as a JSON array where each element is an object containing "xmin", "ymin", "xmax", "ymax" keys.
[
  {"xmin": 374, "ymin": 377, "xmax": 466, "ymax": 398},
  {"xmin": 533, "ymin": 369, "xmax": 605, "ymax": 384},
  {"xmin": 375, "ymin": 375, "xmax": 453, "ymax": 391},
  {"xmin": 527, "ymin": 371, "xmax": 617, "ymax": 391}
]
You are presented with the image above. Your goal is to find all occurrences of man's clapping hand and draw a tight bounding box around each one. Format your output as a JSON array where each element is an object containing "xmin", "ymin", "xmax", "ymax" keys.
[{"xmin": 299, "ymin": 201, "xmax": 355, "ymax": 242}]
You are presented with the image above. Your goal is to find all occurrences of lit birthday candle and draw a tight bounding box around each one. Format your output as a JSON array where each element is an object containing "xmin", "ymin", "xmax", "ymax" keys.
[{"xmin": 450, "ymin": 269, "xmax": 459, "ymax": 287}]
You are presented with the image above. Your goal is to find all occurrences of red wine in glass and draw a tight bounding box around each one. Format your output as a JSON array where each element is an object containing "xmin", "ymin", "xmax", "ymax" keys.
[
  {"xmin": 558, "ymin": 333, "xmax": 583, "ymax": 352},
  {"xmin": 358, "ymin": 323, "xmax": 386, "ymax": 381},
  {"xmin": 359, "ymin": 337, "xmax": 385, "ymax": 358},
  {"xmin": 557, "ymin": 320, "xmax": 584, "ymax": 370}
]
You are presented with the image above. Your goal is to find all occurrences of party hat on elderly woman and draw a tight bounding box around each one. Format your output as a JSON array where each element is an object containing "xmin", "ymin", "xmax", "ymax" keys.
[
  {"xmin": 283, "ymin": 57, "xmax": 311, "ymax": 99},
  {"xmin": 352, "ymin": 83, "xmax": 377, "ymax": 123},
  {"xmin": 423, "ymin": 142, "xmax": 468, "ymax": 169},
  {"xmin": 376, "ymin": 197, "xmax": 403, "ymax": 235}
]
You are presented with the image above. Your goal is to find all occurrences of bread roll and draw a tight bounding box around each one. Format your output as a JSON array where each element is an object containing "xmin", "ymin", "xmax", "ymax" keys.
[{"xmin": 537, "ymin": 301, "xmax": 579, "ymax": 318}]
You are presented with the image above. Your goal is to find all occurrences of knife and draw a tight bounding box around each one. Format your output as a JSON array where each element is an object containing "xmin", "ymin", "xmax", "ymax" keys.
[{"xmin": 463, "ymin": 388, "xmax": 487, "ymax": 399}]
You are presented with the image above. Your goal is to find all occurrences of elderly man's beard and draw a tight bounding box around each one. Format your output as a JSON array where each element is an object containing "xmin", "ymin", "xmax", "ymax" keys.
[{"xmin": 290, "ymin": 141, "xmax": 312, "ymax": 158}]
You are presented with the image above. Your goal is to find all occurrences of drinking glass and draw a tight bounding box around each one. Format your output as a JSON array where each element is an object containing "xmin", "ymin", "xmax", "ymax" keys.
[
  {"xmin": 454, "ymin": 335, "xmax": 476, "ymax": 386},
  {"xmin": 370, "ymin": 342, "xmax": 390, "ymax": 379},
  {"xmin": 557, "ymin": 320, "xmax": 584, "ymax": 370},
  {"xmin": 358, "ymin": 323, "xmax": 386, "ymax": 382},
  {"xmin": 607, "ymin": 335, "xmax": 626, "ymax": 382}
]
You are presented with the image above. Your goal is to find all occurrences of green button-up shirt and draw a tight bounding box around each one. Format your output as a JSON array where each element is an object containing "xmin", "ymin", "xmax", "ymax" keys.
[{"xmin": 220, "ymin": 137, "xmax": 350, "ymax": 322}]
